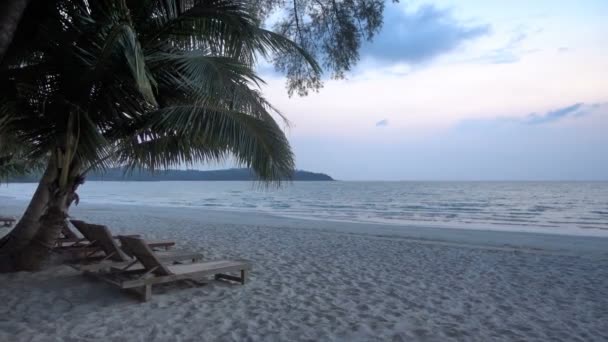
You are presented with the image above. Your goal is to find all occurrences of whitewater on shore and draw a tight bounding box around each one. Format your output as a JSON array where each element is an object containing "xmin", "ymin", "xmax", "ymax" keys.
[{"xmin": 1, "ymin": 198, "xmax": 607, "ymax": 341}]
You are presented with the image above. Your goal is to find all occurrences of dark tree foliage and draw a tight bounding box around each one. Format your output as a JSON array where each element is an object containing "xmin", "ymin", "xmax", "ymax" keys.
[
  {"xmin": 248, "ymin": 0, "xmax": 399, "ymax": 96},
  {"xmin": 0, "ymin": 1, "xmax": 398, "ymax": 96}
]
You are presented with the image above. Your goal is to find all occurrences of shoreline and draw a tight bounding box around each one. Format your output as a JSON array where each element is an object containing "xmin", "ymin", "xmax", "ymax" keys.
[{"xmin": 2, "ymin": 199, "xmax": 608, "ymax": 254}]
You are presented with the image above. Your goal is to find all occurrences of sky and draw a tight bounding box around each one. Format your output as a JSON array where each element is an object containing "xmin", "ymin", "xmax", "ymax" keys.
[{"xmin": 256, "ymin": 1, "xmax": 608, "ymax": 180}]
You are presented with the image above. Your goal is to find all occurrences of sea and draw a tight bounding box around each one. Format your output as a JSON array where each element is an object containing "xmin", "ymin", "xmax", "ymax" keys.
[{"xmin": 2, "ymin": 181, "xmax": 608, "ymax": 236}]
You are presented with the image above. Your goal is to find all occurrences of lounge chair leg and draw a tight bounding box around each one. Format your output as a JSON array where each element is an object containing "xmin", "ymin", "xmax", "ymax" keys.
[
  {"xmin": 215, "ymin": 271, "xmax": 248, "ymax": 285},
  {"xmin": 241, "ymin": 270, "xmax": 247, "ymax": 285},
  {"xmin": 142, "ymin": 284, "xmax": 152, "ymax": 302}
]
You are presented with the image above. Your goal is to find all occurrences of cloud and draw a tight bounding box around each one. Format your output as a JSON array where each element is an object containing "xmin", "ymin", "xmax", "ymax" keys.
[
  {"xmin": 476, "ymin": 31, "xmax": 527, "ymax": 64},
  {"xmin": 457, "ymin": 103, "xmax": 600, "ymax": 131},
  {"xmin": 525, "ymin": 103, "xmax": 586, "ymax": 124},
  {"xmin": 376, "ymin": 119, "xmax": 389, "ymax": 127},
  {"xmin": 472, "ymin": 25, "xmax": 543, "ymax": 65},
  {"xmin": 362, "ymin": 4, "xmax": 489, "ymax": 64}
]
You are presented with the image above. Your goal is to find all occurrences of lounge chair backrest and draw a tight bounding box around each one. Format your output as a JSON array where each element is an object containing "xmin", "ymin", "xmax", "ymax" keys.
[
  {"xmin": 117, "ymin": 236, "xmax": 172, "ymax": 276},
  {"xmin": 117, "ymin": 237, "xmax": 136, "ymax": 258},
  {"xmin": 84, "ymin": 224, "xmax": 130, "ymax": 262},
  {"xmin": 61, "ymin": 223, "xmax": 80, "ymax": 240},
  {"xmin": 70, "ymin": 220, "xmax": 94, "ymax": 241}
]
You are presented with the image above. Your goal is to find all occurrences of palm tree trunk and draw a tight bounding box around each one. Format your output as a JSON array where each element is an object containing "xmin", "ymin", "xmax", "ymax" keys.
[
  {"xmin": 0, "ymin": 0, "xmax": 31, "ymax": 62},
  {"xmin": 12, "ymin": 190, "xmax": 70, "ymax": 271},
  {"xmin": 0, "ymin": 158, "xmax": 56, "ymax": 252},
  {"xmin": 13, "ymin": 166, "xmax": 83, "ymax": 271},
  {"xmin": 0, "ymin": 155, "xmax": 83, "ymax": 272}
]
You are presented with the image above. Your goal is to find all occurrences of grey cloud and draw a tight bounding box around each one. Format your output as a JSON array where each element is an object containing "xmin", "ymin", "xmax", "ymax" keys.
[
  {"xmin": 362, "ymin": 4, "xmax": 489, "ymax": 64},
  {"xmin": 480, "ymin": 32, "xmax": 526, "ymax": 64},
  {"xmin": 376, "ymin": 119, "xmax": 389, "ymax": 127},
  {"xmin": 474, "ymin": 29, "xmax": 536, "ymax": 64},
  {"xmin": 526, "ymin": 103, "xmax": 586, "ymax": 124},
  {"xmin": 457, "ymin": 103, "xmax": 596, "ymax": 131}
]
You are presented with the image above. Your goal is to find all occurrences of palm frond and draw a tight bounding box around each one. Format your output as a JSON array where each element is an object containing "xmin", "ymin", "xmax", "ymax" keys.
[
  {"xmin": 149, "ymin": 51, "xmax": 264, "ymax": 97},
  {"xmin": 138, "ymin": 103, "xmax": 294, "ymax": 182}
]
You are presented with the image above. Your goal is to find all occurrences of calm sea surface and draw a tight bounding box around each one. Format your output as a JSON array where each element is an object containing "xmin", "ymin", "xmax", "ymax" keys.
[{"xmin": 2, "ymin": 181, "xmax": 608, "ymax": 235}]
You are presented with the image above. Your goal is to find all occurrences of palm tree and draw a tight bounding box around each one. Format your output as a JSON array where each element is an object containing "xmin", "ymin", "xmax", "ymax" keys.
[{"xmin": 0, "ymin": 0, "xmax": 320, "ymax": 271}]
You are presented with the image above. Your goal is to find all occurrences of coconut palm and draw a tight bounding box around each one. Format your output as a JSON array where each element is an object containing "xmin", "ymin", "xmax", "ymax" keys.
[{"xmin": 0, "ymin": 0, "xmax": 320, "ymax": 271}]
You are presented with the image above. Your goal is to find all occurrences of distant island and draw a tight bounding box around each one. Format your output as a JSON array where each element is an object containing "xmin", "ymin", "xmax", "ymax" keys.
[{"xmin": 8, "ymin": 168, "xmax": 334, "ymax": 182}]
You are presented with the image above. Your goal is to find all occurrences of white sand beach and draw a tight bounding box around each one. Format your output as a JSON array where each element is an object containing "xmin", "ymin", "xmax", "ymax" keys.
[{"xmin": 1, "ymin": 199, "xmax": 608, "ymax": 341}]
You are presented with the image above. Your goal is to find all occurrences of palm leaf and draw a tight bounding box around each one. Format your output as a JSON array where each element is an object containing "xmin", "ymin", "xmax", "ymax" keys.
[{"xmin": 138, "ymin": 103, "xmax": 294, "ymax": 181}]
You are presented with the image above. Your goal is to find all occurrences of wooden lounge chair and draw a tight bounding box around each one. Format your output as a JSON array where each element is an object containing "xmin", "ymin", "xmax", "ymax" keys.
[
  {"xmin": 0, "ymin": 216, "xmax": 16, "ymax": 227},
  {"xmin": 70, "ymin": 220, "xmax": 175, "ymax": 250},
  {"xmin": 86, "ymin": 236, "xmax": 251, "ymax": 301},
  {"xmin": 53, "ymin": 220, "xmax": 136, "ymax": 254},
  {"xmin": 69, "ymin": 222, "xmax": 202, "ymax": 272}
]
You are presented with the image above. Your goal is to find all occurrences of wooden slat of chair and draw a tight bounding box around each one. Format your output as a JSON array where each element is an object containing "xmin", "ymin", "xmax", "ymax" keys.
[
  {"xmin": 118, "ymin": 236, "xmax": 172, "ymax": 275},
  {"xmin": 147, "ymin": 241, "xmax": 175, "ymax": 249},
  {"xmin": 74, "ymin": 250, "xmax": 203, "ymax": 272},
  {"xmin": 53, "ymin": 222, "xmax": 92, "ymax": 249},
  {"xmin": 84, "ymin": 224, "xmax": 131, "ymax": 262}
]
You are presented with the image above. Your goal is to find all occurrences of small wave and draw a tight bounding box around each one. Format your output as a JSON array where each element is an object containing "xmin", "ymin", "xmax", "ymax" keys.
[
  {"xmin": 488, "ymin": 221, "xmax": 559, "ymax": 228},
  {"xmin": 527, "ymin": 205, "xmax": 558, "ymax": 212},
  {"xmin": 490, "ymin": 214, "xmax": 539, "ymax": 222},
  {"xmin": 547, "ymin": 220, "xmax": 608, "ymax": 226},
  {"xmin": 401, "ymin": 205, "xmax": 427, "ymax": 210},
  {"xmin": 232, "ymin": 203, "xmax": 257, "ymax": 208},
  {"xmin": 579, "ymin": 225, "xmax": 608, "ymax": 230},
  {"xmin": 506, "ymin": 211, "xmax": 538, "ymax": 217}
]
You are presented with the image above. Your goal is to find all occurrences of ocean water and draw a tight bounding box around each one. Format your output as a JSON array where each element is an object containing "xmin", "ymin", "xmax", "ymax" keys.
[{"xmin": 2, "ymin": 181, "xmax": 608, "ymax": 235}]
